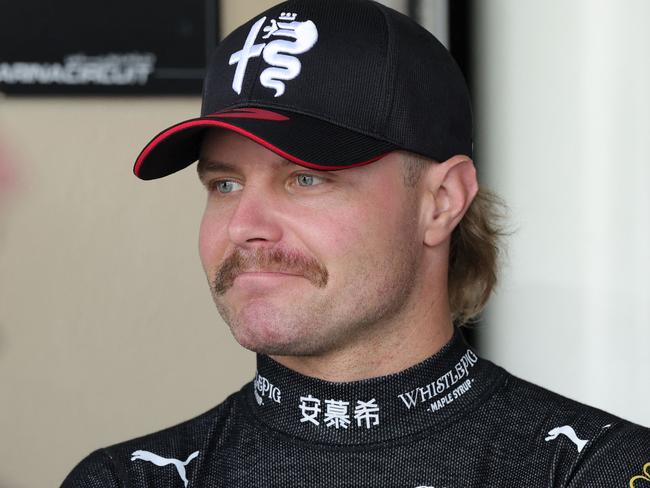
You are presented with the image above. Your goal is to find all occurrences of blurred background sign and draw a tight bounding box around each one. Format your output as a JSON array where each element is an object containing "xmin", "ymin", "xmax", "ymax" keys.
[{"xmin": 0, "ymin": 0, "xmax": 220, "ymax": 95}]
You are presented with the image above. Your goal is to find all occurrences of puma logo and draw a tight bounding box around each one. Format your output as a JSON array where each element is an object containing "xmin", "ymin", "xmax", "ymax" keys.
[
  {"xmin": 545, "ymin": 425, "xmax": 588, "ymax": 453},
  {"xmin": 131, "ymin": 450, "xmax": 199, "ymax": 487}
]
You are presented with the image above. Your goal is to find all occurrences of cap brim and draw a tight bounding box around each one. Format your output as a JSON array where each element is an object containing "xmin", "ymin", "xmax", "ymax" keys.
[{"xmin": 133, "ymin": 107, "xmax": 398, "ymax": 180}]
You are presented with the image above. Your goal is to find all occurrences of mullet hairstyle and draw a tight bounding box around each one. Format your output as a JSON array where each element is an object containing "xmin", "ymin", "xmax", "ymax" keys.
[{"xmin": 400, "ymin": 151, "xmax": 512, "ymax": 326}]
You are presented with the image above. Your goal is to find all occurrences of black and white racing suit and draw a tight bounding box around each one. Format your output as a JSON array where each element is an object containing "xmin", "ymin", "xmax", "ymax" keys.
[{"xmin": 62, "ymin": 327, "xmax": 650, "ymax": 487}]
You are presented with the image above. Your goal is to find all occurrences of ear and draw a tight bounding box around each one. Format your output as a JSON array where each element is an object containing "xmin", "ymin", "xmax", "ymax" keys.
[{"xmin": 420, "ymin": 155, "xmax": 479, "ymax": 248}]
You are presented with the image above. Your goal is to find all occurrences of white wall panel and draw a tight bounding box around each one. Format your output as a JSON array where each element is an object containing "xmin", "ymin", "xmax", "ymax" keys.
[{"xmin": 475, "ymin": 0, "xmax": 650, "ymax": 426}]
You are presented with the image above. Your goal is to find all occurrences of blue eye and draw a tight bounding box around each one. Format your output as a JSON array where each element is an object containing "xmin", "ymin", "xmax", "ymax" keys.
[
  {"xmin": 296, "ymin": 174, "xmax": 325, "ymax": 186},
  {"xmin": 207, "ymin": 174, "xmax": 324, "ymax": 194},
  {"xmin": 212, "ymin": 180, "xmax": 242, "ymax": 193}
]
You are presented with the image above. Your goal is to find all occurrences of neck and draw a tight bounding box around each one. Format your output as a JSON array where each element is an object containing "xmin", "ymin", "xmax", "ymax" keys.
[{"xmin": 246, "ymin": 325, "xmax": 502, "ymax": 445}]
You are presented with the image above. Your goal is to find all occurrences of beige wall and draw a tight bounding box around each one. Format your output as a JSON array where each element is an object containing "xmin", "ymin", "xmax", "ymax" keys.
[{"xmin": 0, "ymin": 1, "xmax": 279, "ymax": 487}]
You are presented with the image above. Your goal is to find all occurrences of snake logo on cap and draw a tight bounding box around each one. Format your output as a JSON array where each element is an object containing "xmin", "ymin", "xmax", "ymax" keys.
[{"xmin": 229, "ymin": 13, "xmax": 319, "ymax": 97}]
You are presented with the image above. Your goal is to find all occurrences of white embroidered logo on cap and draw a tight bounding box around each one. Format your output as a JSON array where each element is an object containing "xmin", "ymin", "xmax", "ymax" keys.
[{"xmin": 229, "ymin": 12, "xmax": 318, "ymax": 97}]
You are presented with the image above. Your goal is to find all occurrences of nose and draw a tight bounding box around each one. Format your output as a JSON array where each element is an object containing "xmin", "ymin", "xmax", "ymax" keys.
[{"xmin": 227, "ymin": 183, "xmax": 284, "ymax": 247}]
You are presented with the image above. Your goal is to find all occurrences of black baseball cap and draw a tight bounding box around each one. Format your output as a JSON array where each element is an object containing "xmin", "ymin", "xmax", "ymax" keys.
[{"xmin": 133, "ymin": 0, "xmax": 472, "ymax": 180}]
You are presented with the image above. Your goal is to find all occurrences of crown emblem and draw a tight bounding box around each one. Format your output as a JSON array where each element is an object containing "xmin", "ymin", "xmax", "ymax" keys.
[{"xmin": 279, "ymin": 12, "xmax": 298, "ymax": 21}]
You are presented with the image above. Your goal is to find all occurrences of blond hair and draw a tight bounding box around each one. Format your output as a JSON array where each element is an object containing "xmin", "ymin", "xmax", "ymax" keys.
[{"xmin": 401, "ymin": 152, "xmax": 511, "ymax": 326}]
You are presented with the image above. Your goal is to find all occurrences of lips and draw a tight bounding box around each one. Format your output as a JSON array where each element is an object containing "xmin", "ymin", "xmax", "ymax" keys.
[
  {"xmin": 211, "ymin": 247, "xmax": 329, "ymax": 295},
  {"xmin": 239, "ymin": 270, "xmax": 301, "ymax": 276},
  {"xmin": 232, "ymin": 271, "xmax": 303, "ymax": 290},
  {"xmin": 234, "ymin": 271, "xmax": 302, "ymax": 280}
]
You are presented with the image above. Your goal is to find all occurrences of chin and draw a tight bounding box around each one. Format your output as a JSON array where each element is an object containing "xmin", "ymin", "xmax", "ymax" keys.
[
  {"xmin": 229, "ymin": 313, "xmax": 294, "ymax": 354},
  {"xmin": 235, "ymin": 333, "xmax": 300, "ymax": 356},
  {"xmin": 233, "ymin": 320, "xmax": 323, "ymax": 356},
  {"xmin": 218, "ymin": 297, "xmax": 325, "ymax": 355}
]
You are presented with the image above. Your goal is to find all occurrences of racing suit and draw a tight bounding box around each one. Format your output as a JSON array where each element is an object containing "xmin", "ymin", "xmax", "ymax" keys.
[{"xmin": 61, "ymin": 327, "xmax": 650, "ymax": 487}]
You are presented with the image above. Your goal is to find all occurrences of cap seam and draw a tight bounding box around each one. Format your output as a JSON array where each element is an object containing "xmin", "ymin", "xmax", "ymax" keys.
[{"xmin": 370, "ymin": 1, "xmax": 398, "ymax": 136}]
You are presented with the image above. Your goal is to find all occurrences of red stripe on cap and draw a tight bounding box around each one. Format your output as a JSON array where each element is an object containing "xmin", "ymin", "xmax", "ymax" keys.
[
  {"xmin": 134, "ymin": 119, "xmax": 388, "ymax": 177},
  {"xmin": 210, "ymin": 108, "xmax": 290, "ymax": 121}
]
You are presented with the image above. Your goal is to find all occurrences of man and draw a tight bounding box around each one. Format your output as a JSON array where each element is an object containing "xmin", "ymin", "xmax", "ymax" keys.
[{"xmin": 62, "ymin": 0, "xmax": 650, "ymax": 487}]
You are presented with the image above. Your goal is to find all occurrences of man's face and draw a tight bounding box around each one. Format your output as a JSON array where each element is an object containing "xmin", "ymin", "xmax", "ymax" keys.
[{"xmin": 198, "ymin": 128, "xmax": 424, "ymax": 357}]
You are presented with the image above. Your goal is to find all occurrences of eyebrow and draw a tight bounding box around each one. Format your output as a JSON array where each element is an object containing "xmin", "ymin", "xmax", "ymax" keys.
[{"xmin": 196, "ymin": 158, "xmax": 293, "ymax": 182}]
